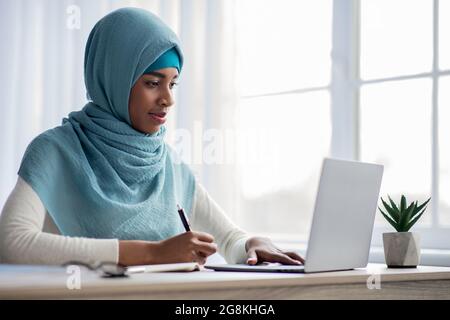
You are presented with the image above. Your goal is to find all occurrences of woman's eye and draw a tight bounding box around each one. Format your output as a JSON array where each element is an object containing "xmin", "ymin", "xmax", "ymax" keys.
[
  {"xmin": 146, "ymin": 81, "xmax": 159, "ymax": 87},
  {"xmin": 145, "ymin": 81, "xmax": 178, "ymax": 89}
]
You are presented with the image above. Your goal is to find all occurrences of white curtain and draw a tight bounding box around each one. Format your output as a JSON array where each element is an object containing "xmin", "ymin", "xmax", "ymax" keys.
[{"xmin": 0, "ymin": 0, "xmax": 239, "ymax": 217}]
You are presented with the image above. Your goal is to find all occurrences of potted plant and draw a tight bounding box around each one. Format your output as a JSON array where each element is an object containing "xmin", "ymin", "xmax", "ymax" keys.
[{"xmin": 378, "ymin": 195, "xmax": 430, "ymax": 268}]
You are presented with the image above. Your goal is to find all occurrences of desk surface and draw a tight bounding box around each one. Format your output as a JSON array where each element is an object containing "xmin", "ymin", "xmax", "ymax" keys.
[{"xmin": 1, "ymin": 263, "xmax": 450, "ymax": 299}]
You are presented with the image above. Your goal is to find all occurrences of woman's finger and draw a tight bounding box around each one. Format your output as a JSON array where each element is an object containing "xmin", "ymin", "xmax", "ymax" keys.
[
  {"xmin": 195, "ymin": 241, "xmax": 218, "ymax": 256},
  {"xmin": 194, "ymin": 231, "xmax": 215, "ymax": 243},
  {"xmin": 284, "ymin": 251, "xmax": 305, "ymax": 264},
  {"xmin": 195, "ymin": 252, "xmax": 207, "ymax": 265},
  {"xmin": 246, "ymin": 249, "xmax": 258, "ymax": 265}
]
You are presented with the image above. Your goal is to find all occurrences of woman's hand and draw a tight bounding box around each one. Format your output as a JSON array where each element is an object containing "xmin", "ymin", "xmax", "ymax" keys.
[
  {"xmin": 154, "ymin": 231, "xmax": 217, "ymax": 265},
  {"xmin": 245, "ymin": 237, "xmax": 305, "ymax": 265},
  {"xmin": 118, "ymin": 231, "xmax": 217, "ymax": 266}
]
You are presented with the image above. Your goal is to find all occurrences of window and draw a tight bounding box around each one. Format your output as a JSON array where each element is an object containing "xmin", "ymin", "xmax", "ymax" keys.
[
  {"xmin": 235, "ymin": 0, "xmax": 450, "ymax": 250},
  {"xmin": 359, "ymin": 0, "xmax": 450, "ymax": 249},
  {"xmin": 235, "ymin": 0, "xmax": 332, "ymax": 240}
]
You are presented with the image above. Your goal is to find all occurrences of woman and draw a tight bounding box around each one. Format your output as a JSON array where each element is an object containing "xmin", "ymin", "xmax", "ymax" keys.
[{"xmin": 0, "ymin": 8, "xmax": 304, "ymax": 267}]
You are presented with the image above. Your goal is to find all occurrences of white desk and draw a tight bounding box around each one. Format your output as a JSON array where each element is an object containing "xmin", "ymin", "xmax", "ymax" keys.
[{"xmin": 1, "ymin": 263, "xmax": 450, "ymax": 299}]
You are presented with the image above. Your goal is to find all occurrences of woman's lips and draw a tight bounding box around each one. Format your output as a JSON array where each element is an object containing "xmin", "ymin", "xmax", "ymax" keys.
[{"xmin": 148, "ymin": 112, "xmax": 166, "ymax": 124}]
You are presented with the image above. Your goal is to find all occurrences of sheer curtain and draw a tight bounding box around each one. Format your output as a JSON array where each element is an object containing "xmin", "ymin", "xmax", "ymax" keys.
[{"xmin": 0, "ymin": 0, "xmax": 239, "ymax": 218}]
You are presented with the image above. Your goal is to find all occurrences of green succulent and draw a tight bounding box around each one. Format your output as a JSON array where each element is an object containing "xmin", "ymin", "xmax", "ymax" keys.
[{"xmin": 378, "ymin": 195, "xmax": 431, "ymax": 232}]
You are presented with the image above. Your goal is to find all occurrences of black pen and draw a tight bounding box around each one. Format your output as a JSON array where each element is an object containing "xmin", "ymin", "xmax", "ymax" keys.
[{"xmin": 177, "ymin": 204, "xmax": 191, "ymax": 232}]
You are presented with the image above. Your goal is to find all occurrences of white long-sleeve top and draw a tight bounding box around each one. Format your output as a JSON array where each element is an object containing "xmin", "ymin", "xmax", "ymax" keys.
[{"xmin": 0, "ymin": 176, "xmax": 250, "ymax": 266}]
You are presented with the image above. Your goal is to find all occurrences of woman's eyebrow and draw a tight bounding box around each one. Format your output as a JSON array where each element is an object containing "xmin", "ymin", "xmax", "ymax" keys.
[{"xmin": 145, "ymin": 71, "xmax": 179, "ymax": 79}]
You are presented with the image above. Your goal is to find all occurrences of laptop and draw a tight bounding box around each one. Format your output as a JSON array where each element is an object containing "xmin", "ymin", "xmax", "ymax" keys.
[{"xmin": 204, "ymin": 158, "xmax": 384, "ymax": 273}]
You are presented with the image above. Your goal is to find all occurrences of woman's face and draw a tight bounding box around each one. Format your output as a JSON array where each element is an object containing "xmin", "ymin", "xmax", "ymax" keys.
[{"xmin": 128, "ymin": 67, "xmax": 179, "ymax": 134}]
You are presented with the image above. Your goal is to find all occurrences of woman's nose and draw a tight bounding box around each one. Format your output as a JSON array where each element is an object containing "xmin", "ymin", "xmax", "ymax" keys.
[{"xmin": 158, "ymin": 88, "xmax": 174, "ymax": 107}]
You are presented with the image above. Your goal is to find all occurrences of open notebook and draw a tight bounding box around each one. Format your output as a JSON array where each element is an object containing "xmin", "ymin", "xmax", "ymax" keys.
[{"xmin": 126, "ymin": 262, "xmax": 201, "ymax": 274}]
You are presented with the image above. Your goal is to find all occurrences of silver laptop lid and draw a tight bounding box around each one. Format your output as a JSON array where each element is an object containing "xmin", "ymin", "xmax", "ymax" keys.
[{"xmin": 304, "ymin": 158, "xmax": 383, "ymax": 273}]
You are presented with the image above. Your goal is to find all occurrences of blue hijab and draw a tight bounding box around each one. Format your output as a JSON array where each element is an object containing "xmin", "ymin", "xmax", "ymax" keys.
[{"xmin": 18, "ymin": 8, "xmax": 195, "ymax": 241}]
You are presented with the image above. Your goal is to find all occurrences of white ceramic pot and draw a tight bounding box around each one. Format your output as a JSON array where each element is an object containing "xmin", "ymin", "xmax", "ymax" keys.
[{"xmin": 382, "ymin": 232, "xmax": 421, "ymax": 268}]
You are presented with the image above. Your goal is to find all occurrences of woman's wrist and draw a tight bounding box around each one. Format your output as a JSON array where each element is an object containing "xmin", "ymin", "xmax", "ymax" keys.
[
  {"xmin": 118, "ymin": 240, "xmax": 160, "ymax": 266},
  {"xmin": 144, "ymin": 241, "xmax": 160, "ymax": 264},
  {"xmin": 245, "ymin": 236, "xmax": 269, "ymax": 251}
]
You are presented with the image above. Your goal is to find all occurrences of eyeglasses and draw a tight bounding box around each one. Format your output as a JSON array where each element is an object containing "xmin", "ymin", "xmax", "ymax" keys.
[{"xmin": 62, "ymin": 261, "xmax": 128, "ymax": 277}]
